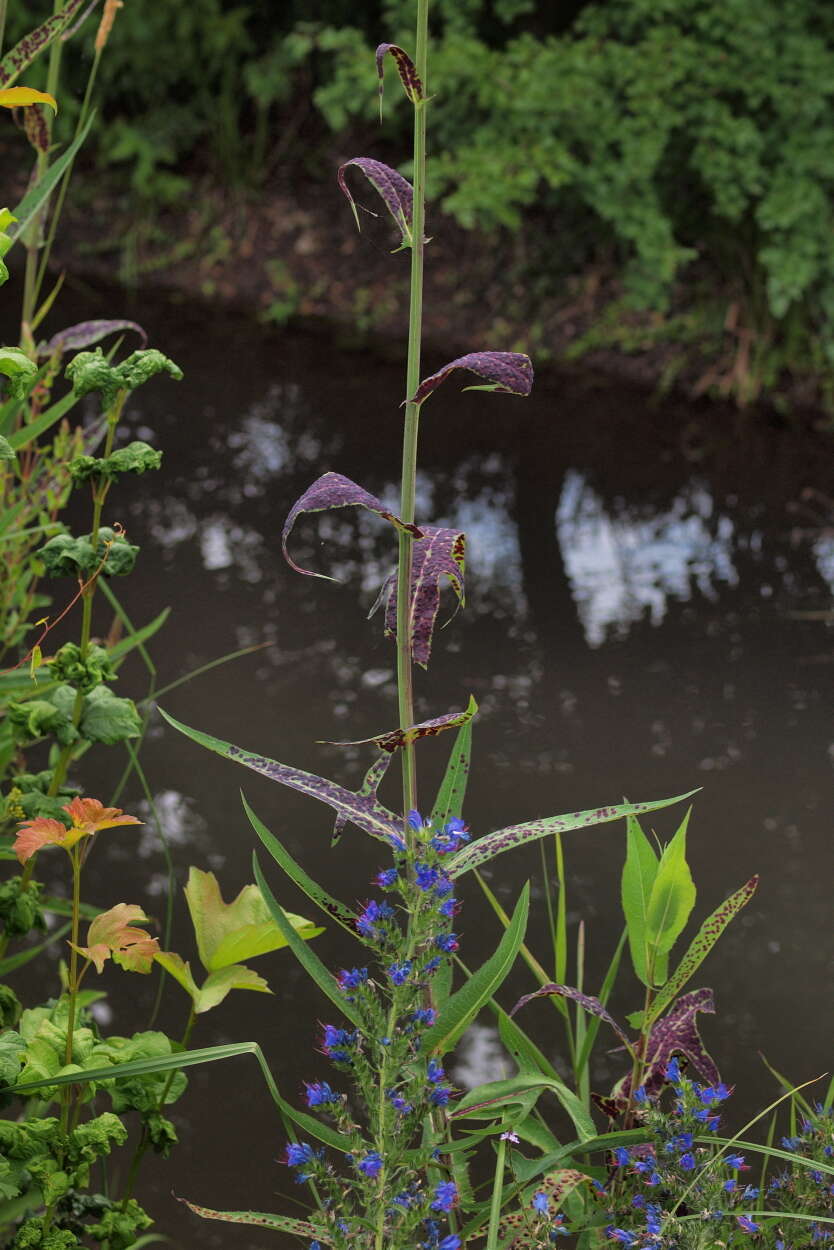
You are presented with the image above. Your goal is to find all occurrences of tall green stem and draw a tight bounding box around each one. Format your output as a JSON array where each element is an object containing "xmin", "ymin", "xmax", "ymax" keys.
[{"xmin": 395, "ymin": 0, "xmax": 429, "ymax": 834}]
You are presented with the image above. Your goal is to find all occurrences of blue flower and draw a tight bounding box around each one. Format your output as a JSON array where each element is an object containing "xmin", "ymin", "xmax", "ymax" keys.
[
  {"xmin": 434, "ymin": 875, "xmax": 454, "ymax": 898},
  {"xmin": 742, "ymin": 1185, "xmax": 760, "ymax": 1199},
  {"xmin": 607, "ymin": 1229, "xmax": 638, "ymax": 1245},
  {"xmin": 376, "ymin": 868, "xmax": 399, "ymax": 888},
  {"xmin": 408, "ymin": 809, "xmax": 425, "ymax": 830},
  {"xmin": 356, "ymin": 900, "xmax": 394, "ymax": 938},
  {"xmin": 725, "ymin": 1153, "xmax": 746, "ymax": 1170},
  {"xmin": 633, "ymin": 1086, "xmax": 648, "ymax": 1104},
  {"xmin": 387, "ymin": 1089, "xmax": 413, "ymax": 1114},
  {"xmin": 415, "ymin": 862, "xmax": 439, "ymax": 891},
  {"xmin": 698, "ymin": 1082, "xmax": 731, "ymax": 1106},
  {"xmin": 438, "ymin": 897, "xmax": 458, "ymax": 918},
  {"xmin": 338, "ymin": 966, "xmax": 368, "ymax": 989},
  {"xmin": 439, "ymin": 1238, "xmax": 461, "ymax": 1250},
  {"xmin": 679, "ymin": 1152, "xmax": 696, "ymax": 1171},
  {"xmin": 665, "ymin": 1057, "xmax": 682, "ymax": 1083},
  {"xmin": 430, "ymin": 1085, "xmax": 452, "ymax": 1106},
  {"xmin": 430, "ymin": 1181, "xmax": 458, "ymax": 1212},
  {"xmin": 736, "ymin": 1215, "xmax": 760, "ymax": 1233},
  {"xmin": 423, "ymin": 956, "xmax": 442, "ymax": 975},
  {"xmin": 781, "ymin": 1136, "xmax": 801, "ymax": 1151},
  {"xmin": 321, "ymin": 1024, "xmax": 355, "ymax": 1062},
  {"xmin": 304, "ymin": 1081, "xmax": 339, "ymax": 1108},
  {"xmin": 645, "ymin": 1204, "xmax": 662, "ymax": 1235},
  {"xmin": 388, "ymin": 959, "xmax": 413, "ymax": 986},
  {"xmin": 285, "ymin": 1142, "xmax": 315, "ymax": 1168},
  {"xmin": 427, "ymin": 1059, "xmax": 445, "ymax": 1083},
  {"xmin": 358, "ymin": 1151, "xmax": 383, "ymax": 1177},
  {"xmin": 410, "ymin": 1007, "xmax": 437, "ymax": 1026},
  {"xmin": 614, "ymin": 1147, "xmax": 631, "ymax": 1166},
  {"xmin": 532, "ymin": 1191, "xmax": 549, "ymax": 1214},
  {"xmin": 389, "ymin": 833, "xmax": 406, "ymax": 853},
  {"xmin": 435, "ymin": 932, "xmax": 459, "ymax": 952}
]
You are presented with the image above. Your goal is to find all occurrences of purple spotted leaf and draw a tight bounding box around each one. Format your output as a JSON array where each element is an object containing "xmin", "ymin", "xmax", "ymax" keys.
[
  {"xmin": 511, "ymin": 983, "xmax": 632, "ymax": 1050},
  {"xmin": 371, "ymin": 525, "xmax": 466, "ymax": 668},
  {"xmin": 0, "ymin": 0, "xmax": 87, "ymax": 87},
  {"xmin": 23, "ymin": 105, "xmax": 49, "ymax": 154},
  {"xmin": 644, "ymin": 877, "xmax": 759, "ymax": 1027},
  {"xmin": 331, "ymin": 752, "xmax": 392, "ymax": 847},
  {"xmin": 176, "ymin": 1197, "xmax": 331, "ymax": 1242},
  {"xmin": 337, "ymin": 157, "xmax": 415, "ymax": 248},
  {"xmin": 619, "ymin": 988, "xmax": 720, "ymax": 1103},
  {"xmin": 159, "ymin": 710, "xmax": 403, "ymax": 848},
  {"xmin": 375, "ymin": 43, "xmax": 423, "ymax": 118},
  {"xmin": 282, "ymin": 471, "xmax": 422, "ymax": 579},
  {"xmin": 324, "ymin": 694, "xmax": 477, "ymax": 754},
  {"xmin": 446, "ymin": 790, "xmax": 699, "ymax": 879},
  {"xmin": 409, "ymin": 351, "xmax": 534, "ymax": 407},
  {"xmin": 38, "ymin": 319, "xmax": 148, "ymax": 358}
]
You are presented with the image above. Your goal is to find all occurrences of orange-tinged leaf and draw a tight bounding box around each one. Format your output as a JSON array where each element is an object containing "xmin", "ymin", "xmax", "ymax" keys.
[
  {"xmin": 14, "ymin": 816, "xmax": 69, "ymax": 864},
  {"xmin": 63, "ymin": 796, "xmax": 142, "ymax": 834},
  {"xmin": 71, "ymin": 903, "xmax": 159, "ymax": 974},
  {"xmin": 0, "ymin": 87, "xmax": 57, "ymax": 112}
]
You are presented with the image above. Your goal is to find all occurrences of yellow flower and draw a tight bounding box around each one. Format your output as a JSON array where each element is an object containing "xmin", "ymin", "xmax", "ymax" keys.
[{"xmin": 0, "ymin": 87, "xmax": 57, "ymax": 113}]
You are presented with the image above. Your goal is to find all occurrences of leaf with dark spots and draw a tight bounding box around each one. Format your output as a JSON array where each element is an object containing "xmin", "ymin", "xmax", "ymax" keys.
[
  {"xmin": 373, "ymin": 525, "xmax": 465, "ymax": 668},
  {"xmin": 375, "ymin": 43, "xmax": 423, "ymax": 117},
  {"xmin": 331, "ymin": 752, "xmax": 391, "ymax": 847},
  {"xmin": 337, "ymin": 157, "xmax": 415, "ymax": 247},
  {"xmin": 409, "ymin": 351, "xmax": 534, "ymax": 406},
  {"xmin": 446, "ymin": 790, "xmax": 699, "ymax": 878},
  {"xmin": 620, "ymin": 988, "xmax": 721, "ymax": 1104},
  {"xmin": 176, "ymin": 1197, "xmax": 332, "ymax": 1242},
  {"xmin": 282, "ymin": 470, "xmax": 422, "ymax": 580},
  {"xmin": 511, "ymin": 983, "xmax": 632, "ymax": 1050},
  {"xmin": 324, "ymin": 695, "xmax": 477, "ymax": 754},
  {"xmin": 158, "ymin": 709, "xmax": 404, "ymax": 848},
  {"xmin": 0, "ymin": 0, "xmax": 86, "ymax": 87},
  {"xmin": 38, "ymin": 319, "xmax": 147, "ymax": 358}
]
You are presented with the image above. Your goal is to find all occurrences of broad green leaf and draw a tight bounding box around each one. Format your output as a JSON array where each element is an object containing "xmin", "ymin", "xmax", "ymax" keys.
[
  {"xmin": 80, "ymin": 687, "xmax": 142, "ymax": 744},
  {"xmin": 452, "ymin": 1073, "xmax": 595, "ymax": 1141},
  {"xmin": 430, "ymin": 711, "xmax": 473, "ymax": 828},
  {"xmin": 621, "ymin": 813, "xmax": 659, "ymax": 987},
  {"xmin": 645, "ymin": 876, "xmax": 759, "ymax": 1025},
  {"xmin": 194, "ymin": 965, "xmax": 271, "ymax": 1013},
  {"xmin": 243, "ymin": 795, "xmax": 357, "ymax": 935},
  {"xmin": 447, "ymin": 790, "xmax": 698, "ymax": 878},
  {"xmin": 176, "ymin": 1198, "xmax": 332, "ymax": 1242},
  {"xmin": 421, "ymin": 883, "xmax": 529, "ymax": 1055},
  {"xmin": 183, "ymin": 865, "xmax": 321, "ymax": 972},
  {"xmin": 153, "ymin": 951, "xmax": 200, "ymax": 1002},
  {"xmin": 645, "ymin": 808, "xmax": 696, "ymax": 984},
  {"xmin": 253, "ymin": 854, "xmax": 362, "ymax": 1028}
]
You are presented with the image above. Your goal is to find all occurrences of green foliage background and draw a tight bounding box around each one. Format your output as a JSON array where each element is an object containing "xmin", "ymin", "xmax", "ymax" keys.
[{"xmin": 11, "ymin": 0, "xmax": 834, "ymax": 399}]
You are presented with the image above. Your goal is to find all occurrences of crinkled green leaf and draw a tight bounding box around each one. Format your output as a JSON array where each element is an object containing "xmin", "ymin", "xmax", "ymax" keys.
[
  {"xmin": 48, "ymin": 642, "xmax": 115, "ymax": 694},
  {"xmin": 38, "ymin": 526, "xmax": 139, "ymax": 578},
  {"xmin": 7, "ymin": 685, "xmax": 77, "ymax": 747},
  {"xmin": 69, "ymin": 440, "xmax": 162, "ymax": 485},
  {"xmin": 79, "ymin": 687, "xmax": 141, "ymax": 745},
  {"xmin": 0, "ymin": 348, "xmax": 37, "ymax": 399},
  {"xmin": 65, "ymin": 347, "xmax": 182, "ymax": 408}
]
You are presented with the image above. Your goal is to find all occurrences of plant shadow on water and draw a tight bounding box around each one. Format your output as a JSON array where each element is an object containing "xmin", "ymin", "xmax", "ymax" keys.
[{"xmin": 11, "ymin": 282, "xmax": 834, "ymax": 1246}]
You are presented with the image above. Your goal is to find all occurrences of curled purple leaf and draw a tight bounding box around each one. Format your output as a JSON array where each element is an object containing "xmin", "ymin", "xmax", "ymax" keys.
[
  {"xmin": 337, "ymin": 157, "xmax": 414, "ymax": 248},
  {"xmin": 511, "ymin": 983, "xmax": 632, "ymax": 1049},
  {"xmin": 37, "ymin": 319, "xmax": 148, "ymax": 359},
  {"xmin": 375, "ymin": 43, "xmax": 423, "ymax": 118},
  {"xmin": 617, "ymin": 988, "xmax": 721, "ymax": 1106},
  {"xmin": 324, "ymin": 694, "xmax": 477, "ymax": 754},
  {"xmin": 409, "ymin": 351, "xmax": 534, "ymax": 407},
  {"xmin": 371, "ymin": 525, "xmax": 465, "ymax": 668},
  {"xmin": 282, "ymin": 471, "xmax": 422, "ymax": 580}
]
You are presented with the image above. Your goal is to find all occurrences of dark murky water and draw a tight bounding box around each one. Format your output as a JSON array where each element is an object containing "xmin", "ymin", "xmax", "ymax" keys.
[{"xmin": 11, "ymin": 286, "xmax": 834, "ymax": 1246}]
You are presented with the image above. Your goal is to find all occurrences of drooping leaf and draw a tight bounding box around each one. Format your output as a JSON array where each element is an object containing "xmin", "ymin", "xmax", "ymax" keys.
[
  {"xmin": 330, "ymin": 753, "xmax": 391, "ymax": 848},
  {"xmin": 446, "ymin": 790, "xmax": 698, "ymax": 878},
  {"xmin": 38, "ymin": 319, "xmax": 147, "ymax": 358},
  {"xmin": 282, "ymin": 470, "xmax": 421, "ymax": 579},
  {"xmin": 79, "ymin": 687, "xmax": 142, "ymax": 744},
  {"xmin": 646, "ymin": 877, "xmax": 759, "ymax": 1026},
  {"xmin": 430, "ymin": 711, "xmax": 473, "ymax": 830},
  {"xmin": 0, "ymin": 348, "xmax": 37, "ymax": 400},
  {"xmin": 373, "ymin": 524, "xmax": 466, "ymax": 667},
  {"xmin": 644, "ymin": 808, "xmax": 696, "ymax": 984},
  {"xmin": 13, "ymin": 816, "xmax": 81, "ymax": 864},
  {"xmin": 63, "ymin": 797, "xmax": 142, "ymax": 835},
  {"xmin": 176, "ymin": 1198, "xmax": 332, "ymax": 1243},
  {"xmin": 70, "ymin": 904, "xmax": 158, "ymax": 974},
  {"xmin": 409, "ymin": 351, "xmax": 534, "ymax": 406},
  {"xmin": 159, "ymin": 709, "xmax": 403, "ymax": 847},
  {"xmin": 375, "ymin": 42, "xmax": 423, "ymax": 117},
  {"xmin": 421, "ymin": 882, "xmax": 529, "ymax": 1055},
  {"xmin": 154, "ymin": 950, "xmax": 270, "ymax": 1014},
  {"xmin": 0, "ymin": 0, "xmax": 86, "ymax": 87},
  {"xmin": 324, "ymin": 694, "xmax": 477, "ymax": 753},
  {"xmin": 337, "ymin": 156, "xmax": 414, "ymax": 247},
  {"xmin": 621, "ymin": 812, "xmax": 659, "ymax": 988},
  {"xmin": 65, "ymin": 347, "xmax": 182, "ymax": 408},
  {"xmin": 621, "ymin": 988, "xmax": 721, "ymax": 1103},
  {"xmin": 182, "ymin": 866, "xmax": 321, "ymax": 972},
  {"xmin": 511, "ymin": 983, "xmax": 632, "ymax": 1050},
  {"xmin": 0, "ymin": 86, "xmax": 57, "ymax": 111},
  {"xmin": 243, "ymin": 795, "xmax": 357, "ymax": 932},
  {"xmin": 39, "ymin": 527, "xmax": 140, "ymax": 579}
]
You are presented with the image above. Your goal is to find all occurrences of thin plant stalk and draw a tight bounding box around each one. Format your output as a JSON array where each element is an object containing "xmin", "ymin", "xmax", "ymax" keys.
[
  {"xmin": 395, "ymin": 0, "xmax": 429, "ymax": 833},
  {"xmin": 485, "ymin": 1135, "xmax": 507, "ymax": 1250},
  {"xmin": 21, "ymin": 0, "xmax": 64, "ymax": 334}
]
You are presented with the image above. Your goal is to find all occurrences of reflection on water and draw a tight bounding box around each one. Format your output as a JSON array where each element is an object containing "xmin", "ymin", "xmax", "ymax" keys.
[
  {"xmin": 556, "ymin": 469, "xmax": 740, "ymax": 647},
  {"xmin": 27, "ymin": 297, "xmax": 834, "ymax": 1248}
]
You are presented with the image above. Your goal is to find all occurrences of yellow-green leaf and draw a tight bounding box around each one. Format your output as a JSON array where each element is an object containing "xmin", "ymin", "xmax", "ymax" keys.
[
  {"xmin": 0, "ymin": 87, "xmax": 57, "ymax": 112},
  {"xmin": 645, "ymin": 809, "xmax": 696, "ymax": 985},
  {"xmin": 621, "ymin": 813, "xmax": 659, "ymax": 988}
]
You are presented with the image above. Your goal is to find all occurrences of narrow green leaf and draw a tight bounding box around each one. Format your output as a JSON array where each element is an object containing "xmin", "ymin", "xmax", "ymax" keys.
[
  {"xmin": 621, "ymin": 812, "xmax": 659, "ymax": 987},
  {"xmin": 645, "ymin": 808, "xmax": 696, "ymax": 984},
  {"xmin": 420, "ymin": 883, "xmax": 529, "ymax": 1055},
  {"xmin": 176, "ymin": 1197, "xmax": 332, "ymax": 1242},
  {"xmin": 7, "ymin": 385, "xmax": 80, "ymax": 450},
  {"xmin": 243, "ymin": 794, "xmax": 356, "ymax": 936},
  {"xmin": 430, "ymin": 713, "xmax": 472, "ymax": 828},
  {"xmin": 0, "ymin": 923, "xmax": 70, "ymax": 976},
  {"xmin": 8, "ymin": 110, "xmax": 96, "ymax": 249},
  {"xmin": 447, "ymin": 790, "xmax": 699, "ymax": 878},
  {"xmin": 253, "ymin": 853, "xmax": 362, "ymax": 1028},
  {"xmin": 496, "ymin": 1009, "xmax": 560, "ymax": 1083},
  {"xmin": 107, "ymin": 608, "xmax": 171, "ymax": 664},
  {"xmin": 646, "ymin": 876, "xmax": 759, "ymax": 1025}
]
